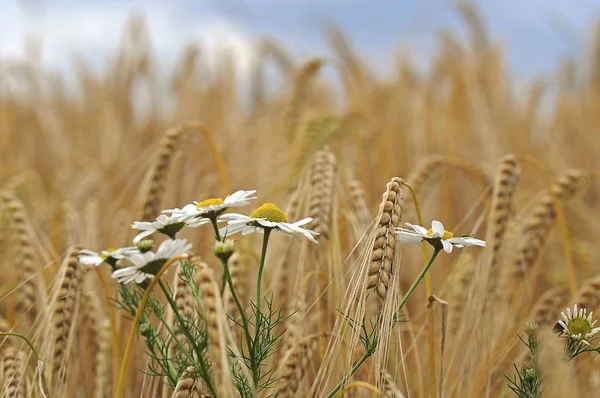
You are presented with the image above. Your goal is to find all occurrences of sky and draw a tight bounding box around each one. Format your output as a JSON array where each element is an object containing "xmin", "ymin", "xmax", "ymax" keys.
[{"xmin": 0, "ymin": 0, "xmax": 599, "ymax": 81}]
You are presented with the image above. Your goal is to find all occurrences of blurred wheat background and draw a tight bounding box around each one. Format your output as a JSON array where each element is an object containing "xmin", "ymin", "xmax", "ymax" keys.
[{"xmin": 1, "ymin": 0, "xmax": 600, "ymax": 397}]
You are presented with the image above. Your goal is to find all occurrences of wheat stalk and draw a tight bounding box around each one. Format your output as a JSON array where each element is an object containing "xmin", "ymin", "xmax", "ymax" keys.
[
  {"xmin": 0, "ymin": 190, "xmax": 45, "ymax": 323},
  {"xmin": 197, "ymin": 266, "xmax": 234, "ymax": 397},
  {"xmin": 273, "ymin": 334, "xmax": 321, "ymax": 397},
  {"xmin": 307, "ymin": 149, "xmax": 337, "ymax": 242},
  {"xmin": 507, "ymin": 170, "xmax": 589, "ymax": 282},
  {"xmin": 171, "ymin": 367, "xmax": 209, "ymax": 398},
  {"xmin": 140, "ymin": 126, "xmax": 186, "ymax": 221},
  {"xmin": 380, "ymin": 371, "xmax": 406, "ymax": 398},
  {"xmin": 366, "ymin": 177, "xmax": 403, "ymax": 300},
  {"xmin": 284, "ymin": 58, "xmax": 324, "ymax": 143},
  {"xmin": 48, "ymin": 245, "xmax": 82, "ymax": 389},
  {"xmin": 1, "ymin": 347, "xmax": 30, "ymax": 398},
  {"xmin": 487, "ymin": 155, "xmax": 520, "ymax": 271},
  {"xmin": 573, "ymin": 276, "xmax": 600, "ymax": 314},
  {"xmin": 346, "ymin": 178, "xmax": 371, "ymax": 230}
]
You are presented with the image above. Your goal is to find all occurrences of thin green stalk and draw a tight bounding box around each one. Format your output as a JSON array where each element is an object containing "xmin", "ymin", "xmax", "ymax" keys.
[
  {"xmin": 1, "ymin": 332, "xmax": 51, "ymax": 398},
  {"xmin": 209, "ymin": 215, "xmax": 222, "ymax": 241},
  {"xmin": 209, "ymin": 217, "xmax": 259, "ymax": 390},
  {"xmin": 0, "ymin": 332, "xmax": 41, "ymax": 361},
  {"xmin": 397, "ymin": 248, "xmax": 441, "ymax": 312},
  {"xmin": 255, "ymin": 229, "xmax": 271, "ymax": 314},
  {"xmin": 209, "ymin": 216, "xmax": 228, "ymax": 296},
  {"xmin": 158, "ymin": 279, "xmax": 217, "ymax": 396},
  {"xmin": 325, "ymin": 247, "xmax": 442, "ymax": 398},
  {"xmin": 325, "ymin": 349, "xmax": 373, "ymax": 398}
]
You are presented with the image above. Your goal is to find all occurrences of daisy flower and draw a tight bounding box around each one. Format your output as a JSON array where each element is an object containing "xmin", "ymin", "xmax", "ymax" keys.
[
  {"xmin": 219, "ymin": 202, "xmax": 319, "ymax": 243},
  {"xmin": 395, "ymin": 220, "xmax": 486, "ymax": 253},
  {"xmin": 555, "ymin": 304, "xmax": 600, "ymax": 345},
  {"xmin": 78, "ymin": 246, "xmax": 139, "ymax": 266},
  {"xmin": 162, "ymin": 190, "xmax": 257, "ymax": 221},
  {"xmin": 111, "ymin": 239, "xmax": 192, "ymax": 284},
  {"xmin": 131, "ymin": 213, "xmax": 207, "ymax": 244}
]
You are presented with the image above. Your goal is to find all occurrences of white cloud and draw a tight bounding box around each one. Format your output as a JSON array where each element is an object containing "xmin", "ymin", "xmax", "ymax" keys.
[{"xmin": 0, "ymin": 0, "xmax": 258, "ymax": 78}]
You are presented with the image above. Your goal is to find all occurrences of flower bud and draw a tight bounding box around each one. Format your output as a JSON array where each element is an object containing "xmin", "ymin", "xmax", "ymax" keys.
[
  {"xmin": 137, "ymin": 239, "xmax": 154, "ymax": 253},
  {"xmin": 524, "ymin": 322, "xmax": 538, "ymax": 337},
  {"xmin": 214, "ymin": 239, "xmax": 235, "ymax": 262}
]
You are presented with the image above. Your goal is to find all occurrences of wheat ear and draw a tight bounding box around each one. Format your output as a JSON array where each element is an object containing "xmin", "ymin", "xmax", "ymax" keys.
[
  {"xmin": 171, "ymin": 367, "xmax": 210, "ymax": 398},
  {"xmin": 0, "ymin": 190, "xmax": 45, "ymax": 323},
  {"xmin": 140, "ymin": 126, "xmax": 186, "ymax": 221},
  {"xmin": 1, "ymin": 347, "xmax": 30, "ymax": 398},
  {"xmin": 49, "ymin": 245, "xmax": 82, "ymax": 389},
  {"xmin": 366, "ymin": 177, "xmax": 404, "ymax": 300},
  {"xmin": 273, "ymin": 334, "xmax": 322, "ymax": 397},
  {"xmin": 307, "ymin": 149, "xmax": 337, "ymax": 242},
  {"xmin": 197, "ymin": 266, "xmax": 234, "ymax": 397},
  {"xmin": 507, "ymin": 170, "xmax": 588, "ymax": 281}
]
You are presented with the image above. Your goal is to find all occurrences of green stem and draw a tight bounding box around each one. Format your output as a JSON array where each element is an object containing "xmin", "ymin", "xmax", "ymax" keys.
[
  {"xmin": 220, "ymin": 272, "xmax": 227, "ymax": 297},
  {"xmin": 210, "ymin": 216, "xmax": 228, "ymax": 297},
  {"xmin": 255, "ymin": 229, "xmax": 271, "ymax": 315},
  {"xmin": 325, "ymin": 247, "xmax": 442, "ymax": 398},
  {"xmin": 209, "ymin": 215, "xmax": 260, "ymax": 389},
  {"xmin": 396, "ymin": 247, "xmax": 441, "ymax": 312},
  {"xmin": 209, "ymin": 215, "xmax": 222, "ymax": 241},
  {"xmin": 219, "ymin": 255, "xmax": 257, "ymax": 388},
  {"xmin": 158, "ymin": 280, "xmax": 217, "ymax": 397},
  {"xmin": 325, "ymin": 348, "xmax": 373, "ymax": 398},
  {"xmin": 0, "ymin": 332, "xmax": 41, "ymax": 361}
]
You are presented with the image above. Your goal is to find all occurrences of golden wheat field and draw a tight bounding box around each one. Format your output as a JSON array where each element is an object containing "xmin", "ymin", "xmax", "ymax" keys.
[{"xmin": 1, "ymin": 2, "xmax": 600, "ymax": 397}]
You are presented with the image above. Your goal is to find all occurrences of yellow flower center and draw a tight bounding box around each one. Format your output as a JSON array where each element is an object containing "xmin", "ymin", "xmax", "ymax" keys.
[
  {"xmin": 250, "ymin": 203, "xmax": 288, "ymax": 223},
  {"xmin": 567, "ymin": 318, "xmax": 592, "ymax": 336},
  {"xmin": 100, "ymin": 248, "xmax": 117, "ymax": 258},
  {"xmin": 426, "ymin": 228, "xmax": 454, "ymax": 240},
  {"xmin": 196, "ymin": 198, "xmax": 224, "ymax": 208}
]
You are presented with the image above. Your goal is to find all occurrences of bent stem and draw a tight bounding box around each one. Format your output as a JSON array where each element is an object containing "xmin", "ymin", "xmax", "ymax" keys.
[
  {"xmin": 325, "ymin": 247, "xmax": 442, "ymax": 398},
  {"xmin": 0, "ymin": 332, "xmax": 40, "ymax": 361},
  {"xmin": 1, "ymin": 332, "xmax": 50, "ymax": 397}
]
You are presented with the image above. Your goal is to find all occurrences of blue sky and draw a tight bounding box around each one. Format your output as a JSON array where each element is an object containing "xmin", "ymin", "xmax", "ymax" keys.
[{"xmin": 1, "ymin": 0, "xmax": 598, "ymax": 80}]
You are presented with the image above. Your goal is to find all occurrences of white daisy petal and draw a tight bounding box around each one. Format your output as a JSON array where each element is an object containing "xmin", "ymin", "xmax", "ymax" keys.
[
  {"xmin": 431, "ymin": 220, "xmax": 444, "ymax": 238},
  {"xmin": 396, "ymin": 229, "xmax": 424, "ymax": 244},
  {"xmin": 447, "ymin": 237, "xmax": 487, "ymax": 247},
  {"xmin": 291, "ymin": 217, "xmax": 313, "ymax": 227},
  {"xmin": 111, "ymin": 239, "xmax": 190, "ymax": 284},
  {"xmin": 397, "ymin": 221, "xmax": 485, "ymax": 254},
  {"xmin": 133, "ymin": 229, "xmax": 155, "ymax": 244},
  {"xmin": 241, "ymin": 227, "xmax": 256, "ymax": 235},
  {"xmin": 441, "ymin": 239, "xmax": 453, "ymax": 253},
  {"xmin": 405, "ymin": 223, "xmax": 429, "ymax": 237}
]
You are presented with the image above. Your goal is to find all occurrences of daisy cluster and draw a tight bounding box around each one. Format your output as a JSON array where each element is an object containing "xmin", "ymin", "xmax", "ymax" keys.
[{"xmin": 78, "ymin": 190, "xmax": 318, "ymax": 285}]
